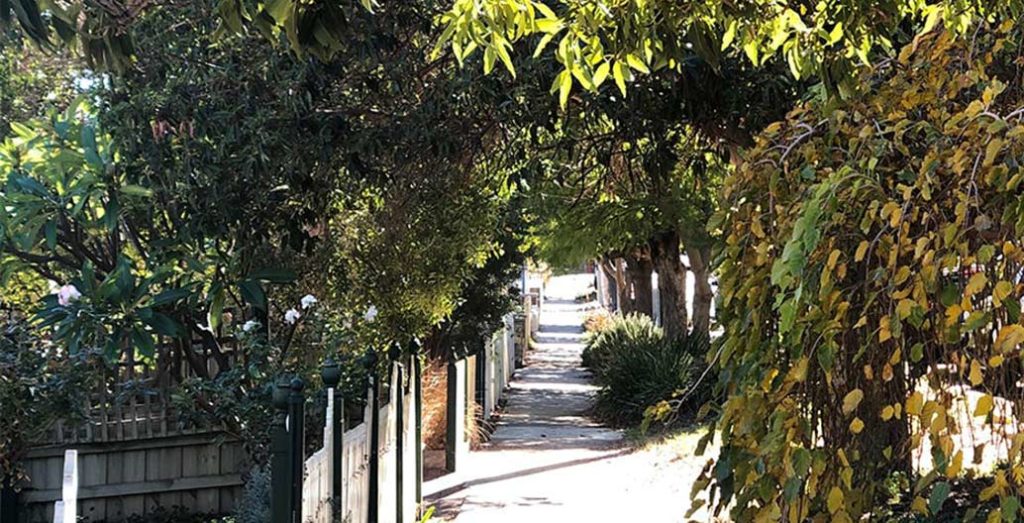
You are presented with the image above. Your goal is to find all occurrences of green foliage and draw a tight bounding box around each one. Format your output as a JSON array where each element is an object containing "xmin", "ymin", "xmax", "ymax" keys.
[
  {"xmin": 532, "ymin": 129, "xmax": 732, "ymax": 268},
  {"xmin": 708, "ymin": 21, "xmax": 1024, "ymax": 521},
  {"xmin": 423, "ymin": 195, "xmax": 530, "ymax": 359},
  {"xmin": 0, "ymin": 315, "xmax": 95, "ymax": 480},
  {"xmin": 581, "ymin": 313, "xmax": 662, "ymax": 375},
  {"xmin": 1, "ymin": 0, "xmax": 538, "ymax": 469},
  {"xmin": 583, "ymin": 313, "xmax": 709, "ymax": 426},
  {"xmin": 435, "ymin": 0, "xmax": 1024, "ymax": 104},
  {"xmin": 232, "ymin": 466, "xmax": 271, "ymax": 523},
  {"xmin": 0, "ymin": 103, "xmax": 194, "ymax": 362}
]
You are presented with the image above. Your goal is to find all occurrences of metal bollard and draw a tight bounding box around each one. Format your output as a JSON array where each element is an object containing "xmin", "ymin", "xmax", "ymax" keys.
[
  {"xmin": 288, "ymin": 378, "xmax": 306, "ymax": 523},
  {"xmin": 365, "ymin": 350, "xmax": 380, "ymax": 523},
  {"xmin": 271, "ymin": 379, "xmax": 294, "ymax": 523}
]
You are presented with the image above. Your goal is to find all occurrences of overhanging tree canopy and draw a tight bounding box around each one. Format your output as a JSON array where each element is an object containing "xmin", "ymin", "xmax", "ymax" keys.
[{"xmin": 433, "ymin": 0, "xmax": 1021, "ymax": 103}]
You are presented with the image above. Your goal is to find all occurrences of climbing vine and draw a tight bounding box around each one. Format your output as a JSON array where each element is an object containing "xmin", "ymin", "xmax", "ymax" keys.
[{"xmin": 704, "ymin": 21, "xmax": 1024, "ymax": 521}]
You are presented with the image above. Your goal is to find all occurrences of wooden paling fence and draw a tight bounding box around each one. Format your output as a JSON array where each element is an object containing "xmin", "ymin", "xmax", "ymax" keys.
[
  {"xmin": 478, "ymin": 314, "xmax": 517, "ymax": 421},
  {"xmin": 19, "ymin": 433, "xmax": 246, "ymax": 522},
  {"xmin": 13, "ymin": 299, "xmax": 537, "ymax": 523},
  {"xmin": 274, "ymin": 350, "xmax": 421, "ymax": 523},
  {"xmin": 15, "ymin": 345, "xmax": 246, "ymax": 523}
]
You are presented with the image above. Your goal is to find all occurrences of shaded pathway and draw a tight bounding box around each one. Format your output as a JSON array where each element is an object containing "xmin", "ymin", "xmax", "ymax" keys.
[{"xmin": 425, "ymin": 274, "xmax": 707, "ymax": 522}]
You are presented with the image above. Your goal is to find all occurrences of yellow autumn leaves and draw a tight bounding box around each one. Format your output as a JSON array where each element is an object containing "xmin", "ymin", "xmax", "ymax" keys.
[{"xmin": 715, "ymin": 22, "xmax": 1024, "ymax": 521}]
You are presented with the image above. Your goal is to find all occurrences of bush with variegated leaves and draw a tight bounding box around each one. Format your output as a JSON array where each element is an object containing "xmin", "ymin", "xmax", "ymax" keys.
[{"xmin": 701, "ymin": 21, "xmax": 1024, "ymax": 522}]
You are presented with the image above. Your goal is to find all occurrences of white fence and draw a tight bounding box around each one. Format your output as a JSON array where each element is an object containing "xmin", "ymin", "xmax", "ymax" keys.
[
  {"xmin": 301, "ymin": 361, "xmax": 418, "ymax": 523},
  {"xmin": 50, "ymin": 450, "xmax": 77, "ymax": 523},
  {"xmin": 479, "ymin": 314, "xmax": 517, "ymax": 420}
]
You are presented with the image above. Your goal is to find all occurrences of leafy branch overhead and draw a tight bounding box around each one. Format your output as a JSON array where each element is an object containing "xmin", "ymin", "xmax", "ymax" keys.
[{"xmin": 432, "ymin": 0, "xmax": 1023, "ymax": 105}]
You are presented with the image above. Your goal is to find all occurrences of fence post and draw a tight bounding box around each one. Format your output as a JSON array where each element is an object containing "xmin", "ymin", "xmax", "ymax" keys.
[
  {"xmin": 321, "ymin": 358, "xmax": 343, "ymax": 522},
  {"xmin": 389, "ymin": 343, "xmax": 405, "ymax": 523},
  {"xmin": 478, "ymin": 337, "xmax": 489, "ymax": 418},
  {"xmin": 60, "ymin": 449, "xmax": 78, "ymax": 523},
  {"xmin": 271, "ymin": 379, "xmax": 295, "ymax": 523},
  {"xmin": 1, "ymin": 476, "xmax": 18, "ymax": 523},
  {"xmin": 365, "ymin": 350, "xmax": 380, "ymax": 523},
  {"xmin": 288, "ymin": 378, "xmax": 306, "ymax": 523},
  {"xmin": 445, "ymin": 356, "xmax": 458, "ymax": 473},
  {"xmin": 411, "ymin": 341, "xmax": 423, "ymax": 517}
]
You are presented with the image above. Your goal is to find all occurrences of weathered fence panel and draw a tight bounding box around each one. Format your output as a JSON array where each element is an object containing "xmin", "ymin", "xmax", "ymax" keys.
[
  {"xmin": 18, "ymin": 433, "xmax": 245, "ymax": 522},
  {"xmin": 13, "ymin": 341, "xmax": 246, "ymax": 522}
]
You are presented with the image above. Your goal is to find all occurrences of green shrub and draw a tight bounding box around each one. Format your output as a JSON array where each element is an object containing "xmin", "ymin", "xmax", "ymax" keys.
[
  {"xmin": 232, "ymin": 465, "xmax": 271, "ymax": 523},
  {"xmin": 581, "ymin": 313, "xmax": 662, "ymax": 378},
  {"xmin": 594, "ymin": 334, "xmax": 710, "ymax": 427},
  {"xmin": 583, "ymin": 313, "xmax": 712, "ymax": 427}
]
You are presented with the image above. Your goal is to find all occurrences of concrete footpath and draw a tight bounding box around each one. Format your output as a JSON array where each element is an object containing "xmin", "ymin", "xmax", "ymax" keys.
[{"xmin": 424, "ymin": 274, "xmax": 705, "ymax": 523}]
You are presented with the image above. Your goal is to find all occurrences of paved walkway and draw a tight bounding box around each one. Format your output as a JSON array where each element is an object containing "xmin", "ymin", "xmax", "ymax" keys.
[{"xmin": 425, "ymin": 274, "xmax": 703, "ymax": 523}]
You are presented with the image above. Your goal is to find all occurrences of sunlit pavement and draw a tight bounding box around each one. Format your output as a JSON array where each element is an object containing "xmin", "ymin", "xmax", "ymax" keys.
[{"xmin": 425, "ymin": 273, "xmax": 706, "ymax": 523}]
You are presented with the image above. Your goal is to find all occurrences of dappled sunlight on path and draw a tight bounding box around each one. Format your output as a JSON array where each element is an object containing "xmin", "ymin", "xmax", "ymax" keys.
[{"xmin": 424, "ymin": 273, "xmax": 713, "ymax": 522}]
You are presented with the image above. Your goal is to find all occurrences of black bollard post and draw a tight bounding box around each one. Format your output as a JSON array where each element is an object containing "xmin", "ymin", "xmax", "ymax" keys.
[
  {"xmin": 271, "ymin": 379, "xmax": 294, "ymax": 523},
  {"xmin": 288, "ymin": 378, "xmax": 306, "ymax": 523},
  {"xmin": 321, "ymin": 357, "xmax": 343, "ymax": 522},
  {"xmin": 365, "ymin": 350, "xmax": 380, "ymax": 523},
  {"xmin": 445, "ymin": 356, "xmax": 457, "ymax": 473}
]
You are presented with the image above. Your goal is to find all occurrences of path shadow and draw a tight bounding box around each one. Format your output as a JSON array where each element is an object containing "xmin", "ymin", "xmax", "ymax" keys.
[
  {"xmin": 431, "ymin": 495, "xmax": 563, "ymax": 520},
  {"xmin": 541, "ymin": 298, "xmax": 580, "ymax": 306},
  {"xmin": 424, "ymin": 448, "xmax": 633, "ymax": 501},
  {"xmin": 538, "ymin": 324, "xmax": 584, "ymax": 334}
]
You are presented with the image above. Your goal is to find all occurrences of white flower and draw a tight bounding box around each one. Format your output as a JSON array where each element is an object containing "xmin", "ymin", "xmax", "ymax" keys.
[
  {"xmin": 284, "ymin": 308, "xmax": 301, "ymax": 325},
  {"xmin": 57, "ymin": 284, "xmax": 82, "ymax": 306},
  {"xmin": 300, "ymin": 294, "xmax": 318, "ymax": 310},
  {"xmin": 364, "ymin": 305, "xmax": 378, "ymax": 322},
  {"xmin": 242, "ymin": 320, "xmax": 259, "ymax": 332}
]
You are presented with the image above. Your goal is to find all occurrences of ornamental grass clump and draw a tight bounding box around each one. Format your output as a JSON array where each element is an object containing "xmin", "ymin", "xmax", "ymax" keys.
[
  {"xmin": 583, "ymin": 313, "xmax": 710, "ymax": 427},
  {"xmin": 581, "ymin": 313, "xmax": 662, "ymax": 377},
  {"xmin": 594, "ymin": 333, "xmax": 710, "ymax": 427},
  {"xmin": 705, "ymin": 21, "xmax": 1024, "ymax": 522}
]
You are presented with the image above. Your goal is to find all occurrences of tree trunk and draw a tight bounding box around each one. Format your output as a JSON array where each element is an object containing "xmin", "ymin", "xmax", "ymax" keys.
[
  {"xmin": 612, "ymin": 257, "xmax": 632, "ymax": 314},
  {"xmin": 597, "ymin": 257, "xmax": 617, "ymax": 310},
  {"xmin": 686, "ymin": 245, "xmax": 714, "ymax": 336},
  {"xmin": 624, "ymin": 248, "xmax": 654, "ymax": 317},
  {"xmin": 650, "ymin": 231, "xmax": 688, "ymax": 341}
]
